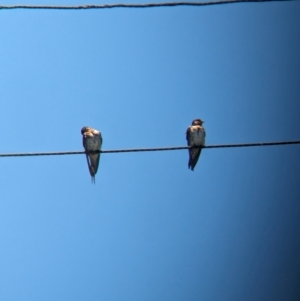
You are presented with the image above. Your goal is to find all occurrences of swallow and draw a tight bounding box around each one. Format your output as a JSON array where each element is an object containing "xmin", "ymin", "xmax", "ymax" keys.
[
  {"xmin": 186, "ymin": 119, "xmax": 206, "ymax": 171},
  {"xmin": 81, "ymin": 126, "xmax": 102, "ymax": 183}
]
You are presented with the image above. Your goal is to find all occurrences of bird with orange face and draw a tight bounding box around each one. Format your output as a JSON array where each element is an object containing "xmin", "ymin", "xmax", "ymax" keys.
[
  {"xmin": 81, "ymin": 126, "xmax": 102, "ymax": 183},
  {"xmin": 186, "ymin": 119, "xmax": 206, "ymax": 171}
]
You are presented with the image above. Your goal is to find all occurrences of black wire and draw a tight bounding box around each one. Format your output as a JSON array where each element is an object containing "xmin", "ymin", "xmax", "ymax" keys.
[
  {"xmin": 0, "ymin": 140, "xmax": 299, "ymax": 157},
  {"xmin": 0, "ymin": 0, "xmax": 296, "ymax": 10}
]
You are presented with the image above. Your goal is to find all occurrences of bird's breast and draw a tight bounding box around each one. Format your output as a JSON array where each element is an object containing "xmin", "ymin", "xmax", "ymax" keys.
[
  {"xmin": 190, "ymin": 129, "xmax": 205, "ymax": 146},
  {"xmin": 86, "ymin": 136, "xmax": 101, "ymax": 150}
]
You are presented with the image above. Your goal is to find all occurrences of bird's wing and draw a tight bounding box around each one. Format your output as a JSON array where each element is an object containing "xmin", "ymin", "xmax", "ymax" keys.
[
  {"xmin": 98, "ymin": 132, "xmax": 103, "ymax": 147},
  {"xmin": 85, "ymin": 154, "xmax": 93, "ymax": 173},
  {"xmin": 82, "ymin": 133, "xmax": 88, "ymax": 150},
  {"xmin": 82, "ymin": 133, "xmax": 93, "ymax": 174},
  {"xmin": 186, "ymin": 127, "xmax": 191, "ymax": 146}
]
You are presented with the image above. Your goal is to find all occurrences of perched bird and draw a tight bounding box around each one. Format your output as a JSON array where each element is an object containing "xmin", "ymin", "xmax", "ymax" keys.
[
  {"xmin": 186, "ymin": 119, "xmax": 206, "ymax": 171},
  {"xmin": 81, "ymin": 126, "xmax": 102, "ymax": 183}
]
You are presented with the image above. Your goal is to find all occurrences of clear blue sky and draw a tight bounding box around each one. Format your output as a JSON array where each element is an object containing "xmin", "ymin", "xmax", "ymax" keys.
[{"xmin": 0, "ymin": 1, "xmax": 299, "ymax": 300}]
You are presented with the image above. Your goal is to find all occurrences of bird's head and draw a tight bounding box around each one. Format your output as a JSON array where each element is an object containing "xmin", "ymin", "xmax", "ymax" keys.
[
  {"xmin": 192, "ymin": 119, "xmax": 204, "ymax": 126},
  {"xmin": 81, "ymin": 126, "xmax": 91, "ymax": 135}
]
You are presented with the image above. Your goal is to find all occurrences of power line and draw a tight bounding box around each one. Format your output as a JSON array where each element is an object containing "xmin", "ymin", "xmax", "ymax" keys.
[
  {"xmin": 0, "ymin": 0, "xmax": 296, "ymax": 11},
  {"xmin": 0, "ymin": 140, "xmax": 299, "ymax": 157}
]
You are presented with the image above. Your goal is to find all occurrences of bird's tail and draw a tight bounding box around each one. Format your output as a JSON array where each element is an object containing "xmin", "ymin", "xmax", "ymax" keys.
[
  {"xmin": 89, "ymin": 165, "xmax": 96, "ymax": 184},
  {"xmin": 91, "ymin": 165, "xmax": 96, "ymax": 184},
  {"xmin": 188, "ymin": 147, "xmax": 202, "ymax": 171},
  {"xmin": 188, "ymin": 159, "xmax": 194, "ymax": 171}
]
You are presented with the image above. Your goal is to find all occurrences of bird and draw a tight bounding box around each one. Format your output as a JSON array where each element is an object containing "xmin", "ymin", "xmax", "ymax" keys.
[
  {"xmin": 186, "ymin": 118, "xmax": 206, "ymax": 171},
  {"xmin": 81, "ymin": 126, "xmax": 102, "ymax": 183}
]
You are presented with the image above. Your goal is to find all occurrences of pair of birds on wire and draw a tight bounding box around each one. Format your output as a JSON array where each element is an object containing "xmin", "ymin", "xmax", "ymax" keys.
[{"xmin": 81, "ymin": 118, "xmax": 206, "ymax": 183}]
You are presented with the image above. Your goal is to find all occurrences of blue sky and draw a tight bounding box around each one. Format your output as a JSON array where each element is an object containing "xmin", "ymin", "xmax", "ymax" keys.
[{"xmin": 0, "ymin": 1, "xmax": 299, "ymax": 300}]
